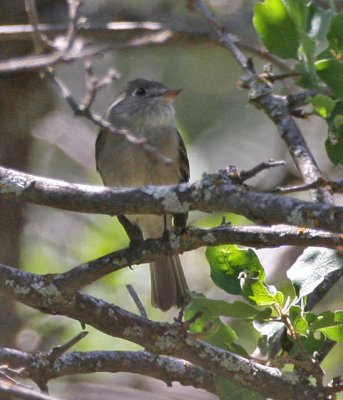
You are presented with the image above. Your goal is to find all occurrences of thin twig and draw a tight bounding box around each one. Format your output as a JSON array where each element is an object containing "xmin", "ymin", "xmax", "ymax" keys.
[
  {"xmin": 260, "ymin": 71, "xmax": 301, "ymax": 83},
  {"xmin": 287, "ymin": 90, "xmax": 318, "ymax": 109},
  {"xmin": 48, "ymin": 332, "xmax": 88, "ymax": 361},
  {"xmin": 24, "ymin": 0, "xmax": 46, "ymax": 52},
  {"xmin": 272, "ymin": 178, "xmax": 330, "ymax": 194},
  {"xmin": 239, "ymin": 160, "xmax": 286, "ymax": 182},
  {"xmin": 126, "ymin": 285, "xmax": 148, "ymax": 318},
  {"xmin": 80, "ymin": 61, "xmax": 120, "ymax": 110}
]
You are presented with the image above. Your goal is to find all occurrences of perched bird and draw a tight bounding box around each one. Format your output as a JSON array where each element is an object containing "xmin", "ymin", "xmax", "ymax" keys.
[{"xmin": 96, "ymin": 78, "xmax": 190, "ymax": 311}]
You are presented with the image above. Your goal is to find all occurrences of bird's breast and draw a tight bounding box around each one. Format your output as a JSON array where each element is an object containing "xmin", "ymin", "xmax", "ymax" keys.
[{"xmin": 97, "ymin": 125, "xmax": 180, "ymax": 187}]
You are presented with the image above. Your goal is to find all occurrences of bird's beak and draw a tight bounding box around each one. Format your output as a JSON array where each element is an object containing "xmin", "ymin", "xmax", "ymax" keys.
[{"xmin": 163, "ymin": 89, "xmax": 183, "ymax": 101}]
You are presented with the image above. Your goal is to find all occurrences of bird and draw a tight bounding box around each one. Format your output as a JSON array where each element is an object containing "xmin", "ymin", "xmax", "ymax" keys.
[{"xmin": 95, "ymin": 78, "xmax": 190, "ymax": 311}]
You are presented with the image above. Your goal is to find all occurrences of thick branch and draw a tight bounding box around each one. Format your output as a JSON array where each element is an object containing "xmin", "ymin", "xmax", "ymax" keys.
[
  {"xmin": 0, "ymin": 348, "xmax": 215, "ymax": 394},
  {"xmin": 0, "ymin": 167, "xmax": 342, "ymax": 232},
  {"xmin": 0, "ymin": 263, "xmax": 330, "ymax": 400}
]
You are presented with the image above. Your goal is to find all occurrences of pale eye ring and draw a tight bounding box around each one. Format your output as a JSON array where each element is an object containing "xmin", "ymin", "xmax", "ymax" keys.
[{"xmin": 133, "ymin": 88, "xmax": 146, "ymax": 96}]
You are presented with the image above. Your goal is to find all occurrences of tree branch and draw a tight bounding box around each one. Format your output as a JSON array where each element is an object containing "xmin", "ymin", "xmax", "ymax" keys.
[
  {"xmin": 0, "ymin": 263, "xmax": 331, "ymax": 400},
  {"xmin": 0, "ymin": 348, "xmax": 215, "ymax": 394},
  {"xmin": 50, "ymin": 224, "xmax": 343, "ymax": 293},
  {"xmin": 0, "ymin": 166, "xmax": 341, "ymax": 232},
  {"xmin": 190, "ymin": 0, "xmax": 333, "ymax": 205}
]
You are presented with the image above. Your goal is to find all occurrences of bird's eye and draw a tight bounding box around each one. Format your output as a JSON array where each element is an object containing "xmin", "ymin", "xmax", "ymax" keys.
[{"xmin": 133, "ymin": 88, "xmax": 146, "ymax": 97}]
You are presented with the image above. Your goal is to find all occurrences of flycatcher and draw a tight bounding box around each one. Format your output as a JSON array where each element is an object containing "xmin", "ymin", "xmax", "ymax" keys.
[{"xmin": 96, "ymin": 78, "xmax": 190, "ymax": 311}]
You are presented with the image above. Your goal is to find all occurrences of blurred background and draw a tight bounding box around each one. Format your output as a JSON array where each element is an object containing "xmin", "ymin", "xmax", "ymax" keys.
[{"xmin": 1, "ymin": 1, "xmax": 342, "ymax": 399}]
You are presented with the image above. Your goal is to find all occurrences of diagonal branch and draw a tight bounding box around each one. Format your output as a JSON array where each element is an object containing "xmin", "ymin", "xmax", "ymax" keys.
[
  {"xmin": 191, "ymin": 0, "xmax": 333, "ymax": 205},
  {"xmin": 0, "ymin": 262, "xmax": 331, "ymax": 400}
]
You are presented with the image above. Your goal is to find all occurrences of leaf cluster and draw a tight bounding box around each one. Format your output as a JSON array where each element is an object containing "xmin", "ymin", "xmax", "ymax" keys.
[{"xmin": 186, "ymin": 245, "xmax": 343, "ymax": 399}]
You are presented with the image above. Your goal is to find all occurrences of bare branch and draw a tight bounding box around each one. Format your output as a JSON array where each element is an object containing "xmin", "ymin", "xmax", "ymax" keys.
[
  {"xmin": 238, "ymin": 159, "xmax": 287, "ymax": 182},
  {"xmin": 0, "ymin": 16, "xmax": 290, "ymax": 69},
  {"xmin": 272, "ymin": 177, "xmax": 331, "ymax": 194},
  {"xmin": 0, "ymin": 348, "xmax": 215, "ymax": 394},
  {"xmin": 126, "ymin": 284, "xmax": 148, "ymax": 318},
  {"xmin": 48, "ymin": 331, "xmax": 88, "ymax": 361},
  {"xmin": 0, "ymin": 21, "xmax": 165, "ymax": 42},
  {"xmin": 0, "ymin": 0, "xmax": 84, "ymax": 74},
  {"xmin": 24, "ymin": 0, "xmax": 46, "ymax": 52},
  {"xmin": 0, "ymin": 26, "xmax": 171, "ymax": 74}
]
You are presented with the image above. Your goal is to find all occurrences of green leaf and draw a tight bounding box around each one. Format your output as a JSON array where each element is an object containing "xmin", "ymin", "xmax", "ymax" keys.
[
  {"xmin": 320, "ymin": 325, "xmax": 343, "ymax": 342},
  {"xmin": 308, "ymin": 310, "xmax": 343, "ymax": 342},
  {"xmin": 206, "ymin": 245, "xmax": 264, "ymax": 295},
  {"xmin": 185, "ymin": 311, "xmax": 236, "ymax": 347},
  {"xmin": 326, "ymin": 137, "xmax": 343, "ymax": 165},
  {"xmin": 295, "ymin": 332, "xmax": 325, "ymax": 355},
  {"xmin": 284, "ymin": 0, "xmax": 308, "ymax": 31},
  {"xmin": 310, "ymin": 94, "xmax": 336, "ymax": 117},
  {"xmin": 185, "ymin": 293, "xmax": 243, "ymax": 353},
  {"xmin": 289, "ymin": 305, "xmax": 308, "ymax": 335},
  {"xmin": 295, "ymin": 61, "xmax": 321, "ymax": 89},
  {"xmin": 315, "ymin": 58, "xmax": 343, "ymax": 100},
  {"xmin": 253, "ymin": 0, "xmax": 299, "ymax": 59},
  {"xmin": 287, "ymin": 248, "xmax": 343, "ymax": 299},
  {"xmin": 327, "ymin": 11, "xmax": 343, "ymax": 53},
  {"xmin": 188, "ymin": 294, "xmax": 272, "ymax": 320},
  {"xmin": 215, "ymin": 375, "xmax": 264, "ymax": 400},
  {"xmin": 326, "ymin": 101, "xmax": 343, "ymax": 165},
  {"xmin": 307, "ymin": 5, "xmax": 334, "ymax": 41},
  {"xmin": 242, "ymin": 279, "xmax": 284, "ymax": 306},
  {"xmin": 299, "ymin": 32, "xmax": 316, "ymax": 62},
  {"xmin": 206, "ymin": 320, "xmax": 239, "ymax": 350}
]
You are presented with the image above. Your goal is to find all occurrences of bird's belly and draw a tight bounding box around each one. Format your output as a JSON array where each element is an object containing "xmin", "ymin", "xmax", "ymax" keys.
[{"xmin": 98, "ymin": 134, "xmax": 180, "ymax": 187}]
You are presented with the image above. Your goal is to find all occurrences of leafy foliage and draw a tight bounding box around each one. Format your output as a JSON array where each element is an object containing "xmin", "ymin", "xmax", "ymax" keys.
[
  {"xmin": 186, "ymin": 245, "xmax": 343, "ymax": 399},
  {"xmin": 253, "ymin": 0, "xmax": 343, "ymax": 165}
]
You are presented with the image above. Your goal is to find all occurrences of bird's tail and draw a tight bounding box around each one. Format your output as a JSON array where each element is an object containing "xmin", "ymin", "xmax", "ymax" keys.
[{"xmin": 150, "ymin": 255, "xmax": 189, "ymax": 311}]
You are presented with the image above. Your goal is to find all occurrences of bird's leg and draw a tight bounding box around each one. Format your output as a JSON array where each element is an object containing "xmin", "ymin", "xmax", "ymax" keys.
[
  {"xmin": 161, "ymin": 215, "xmax": 171, "ymax": 253},
  {"xmin": 173, "ymin": 212, "xmax": 188, "ymax": 232},
  {"xmin": 117, "ymin": 215, "xmax": 144, "ymax": 246}
]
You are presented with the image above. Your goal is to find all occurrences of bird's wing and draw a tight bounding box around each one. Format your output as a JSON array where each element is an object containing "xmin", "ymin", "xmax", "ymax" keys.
[
  {"xmin": 177, "ymin": 130, "xmax": 190, "ymax": 184},
  {"xmin": 95, "ymin": 130, "xmax": 106, "ymax": 174}
]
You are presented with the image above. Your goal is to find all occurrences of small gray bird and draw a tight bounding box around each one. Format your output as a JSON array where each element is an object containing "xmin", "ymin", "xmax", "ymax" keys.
[{"xmin": 96, "ymin": 78, "xmax": 190, "ymax": 311}]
